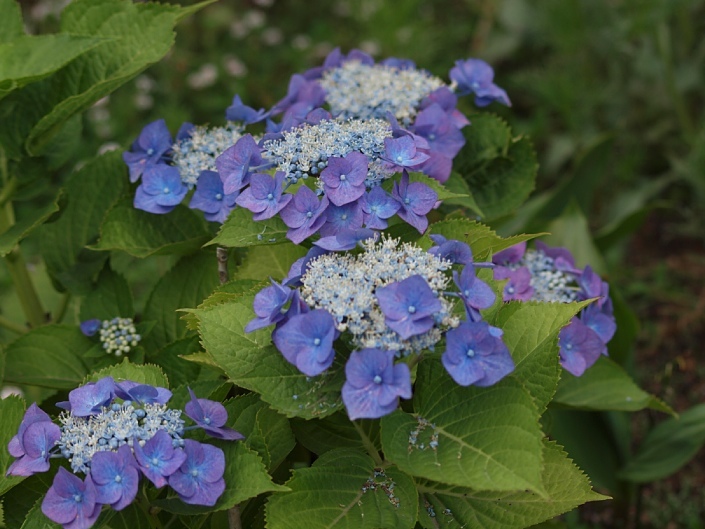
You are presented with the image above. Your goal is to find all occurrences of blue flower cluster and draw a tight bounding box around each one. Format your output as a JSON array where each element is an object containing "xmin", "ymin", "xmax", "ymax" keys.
[
  {"xmin": 6, "ymin": 377, "xmax": 243, "ymax": 529},
  {"xmin": 80, "ymin": 317, "xmax": 141, "ymax": 357},
  {"xmin": 493, "ymin": 241, "xmax": 617, "ymax": 376},
  {"xmin": 245, "ymin": 235, "xmax": 515, "ymax": 420},
  {"xmin": 271, "ymin": 48, "xmax": 511, "ymax": 183},
  {"xmin": 122, "ymin": 49, "xmax": 511, "ymax": 236}
]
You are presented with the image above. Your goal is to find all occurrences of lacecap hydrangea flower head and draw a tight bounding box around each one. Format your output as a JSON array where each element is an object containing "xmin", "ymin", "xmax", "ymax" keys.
[
  {"xmin": 246, "ymin": 235, "xmax": 515, "ymax": 420},
  {"xmin": 493, "ymin": 241, "xmax": 617, "ymax": 376},
  {"xmin": 122, "ymin": 49, "xmax": 511, "ymax": 242},
  {"xmin": 7, "ymin": 377, "xmax": 243, "ymax": 529}
]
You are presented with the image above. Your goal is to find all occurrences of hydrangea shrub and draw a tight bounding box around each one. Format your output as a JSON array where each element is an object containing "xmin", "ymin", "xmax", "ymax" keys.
[{"xmin": 0, "ymin": 1, "xmax": 671, "ymax": 528}]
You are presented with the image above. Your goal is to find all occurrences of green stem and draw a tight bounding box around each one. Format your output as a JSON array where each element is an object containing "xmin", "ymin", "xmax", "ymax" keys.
[
  {"xmin": 0, "ymin": 314, "xmax": 27, "ymax": 335},
  {"xmin": 53, "ymin": 293, "xmax": 71, "ymax": 324},
  {"xmin": 352, "ymin": 420, "xmax": 384, "ymax": 466},
  {"xmin": 4, "ymin": 247, "xmax": 46, "ymax": 328}
]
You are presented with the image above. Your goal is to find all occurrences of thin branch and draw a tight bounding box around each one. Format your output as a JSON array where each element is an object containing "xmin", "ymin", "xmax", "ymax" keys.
[
  {"xmin": 0, "ymin": 315, "xmax": 27, "ymax": 335},
  {"xmin": 217, "ymin": 247, "xmax": 229, "ymax": 285},
  {"xmin": 228, "ymin": 505, "xmax": 243, "ymax": 529}
]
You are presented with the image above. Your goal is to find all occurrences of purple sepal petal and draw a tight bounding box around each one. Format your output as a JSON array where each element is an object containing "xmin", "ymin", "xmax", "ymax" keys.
[
  {"xmin": 428, "ymin": 236, "xmax": 473, "ymax": 265},
  {"xmin": 91, "ymin": 444, "xmax": 139, "ymax": 511},
  {"xmin": 450, "ymin": 58, "xmax": 511, "ymax": 107},
  {"xmin": 80, "ymin": 319, "xmax": 101, "ymax": 337},
  {"xmin": 320, "ymin": 152, "xmax": 368, "ymax": 206},
  {"xmin": 342, "ymin": 348, "xmax": 412, "ymax": 420},
  {"xmin": 114, "ymin": 381, "xmax": 172, "ymax": 405},
  {"xmin": 42, "ymin": 468, "xmax": 101, "ymax": 529},
  {"xmin": 382, "ymin": 136, "xmax": 430, "ymax": 172},
  {"xmin": 535, "ymin": 241, "xmax": 576, "ymax": 271},
  {"xmin": 581, "ymin": 304, "xmax": 616, "ymax": 347},
  {"xmin": 133, "ymin": 430, "xmax": 187, "ymax": 488},
  {"xmin": 216, "ymin": 135, "xmax": 265, "ymax": 194},
  {"xmin": 272, "ymin": 309, "xmax": 336, "ymax": 376},
  {"xmin": 559, "ymin": 318, "xmax": 605, "ymax": 376},
  {"xmin": 235, "ymin": 172, "xmax": 292, "ymax": 220},
  {"xmin": 360, "ymin": 186, "xmax": 400, "ymax": 229},
  {"xmin": 314, "ymin": 228, "xmax": 378, "ymax": 251},
  {"xmin": 123, "ymin": 119, "xmax": 172, "ymax": 183},
  {"xmin": 185, "ymin": 388, "xmax": 244, "ymax": 440},
  {"xmin": 280, "ymin": 187, "xmax": 329, "ymax": 244},
  {"xmin": 68, "ymin": 377, "xmax": 115, "ymax": 417},
  {"xmin": 226, "ymin": 94, "xmax": 269, "ymax": 124},
  {"xmin": 375, "ymin": 275, "xmax": 442, "ymax": 339},
  {"xmin": 168, "ymin": 440, "xmax": 225, "ymax": 506},
  {"xmin": 442, "ymin": 321, "xmax": 514, "ymax": 386},
  {"xmin": 392, "ymin": 172, "xmax": 438, "ymax": 234},
  {"xmin": 453, "ymin": 266, "xmax": 496, "ymax": 321},
  {"xmin": 189, "ymin": 170, "xmax": 238, "ymax": 224},
  {"xmin": 492, "ymin": 242, "xmax": 527, "ymax": 265},
  {"xmin": 493, "ymin": 266, "xmax": 534, "ymax": 301},
  {"xmin": 7, "ymin": 421, "xmax": 61, "ymax": 477}
]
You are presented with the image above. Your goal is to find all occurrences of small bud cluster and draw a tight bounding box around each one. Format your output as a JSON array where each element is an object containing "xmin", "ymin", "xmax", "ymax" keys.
[
  {"xmin": 98, "ymin": 318, "xmax": 141, "ymax": 356},
  {"xmin": 516, "ymin": 249, "xmax": 579, "ymax": 303},
  {"xmin": 319, "ymin": 60, "xmax": 445, "ymax": 123},
  {"xmin": 261, "ymin": 117, "xmax": 393, "ymax": 188}
]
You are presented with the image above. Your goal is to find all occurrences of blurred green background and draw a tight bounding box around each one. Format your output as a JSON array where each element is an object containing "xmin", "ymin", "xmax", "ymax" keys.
[{"xmin": 10, "ymin": 0, "xmax": 705, "ymax": 527}]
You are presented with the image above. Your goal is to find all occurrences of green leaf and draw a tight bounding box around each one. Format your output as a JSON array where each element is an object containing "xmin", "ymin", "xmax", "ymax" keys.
[
  {"xmin": 0, "ymin": 0, "xmax": 24, "ymax": 44},
  {"xmin": 206, "ymin": 207, "xmax": 290, "ymax": 248},
  {"xmin": 154, "ymin": 442, "xmax": 287, "ymax": 515},
  {"xmin": 424, "ymin": 218, "xmax": 541, "ymax": 261},
  {"xmin": 142, "ymin": 251, "xmax": 220, "ymax": 349},
  {"xmin": 3, "ymin": 325, "xmax": 91, "ymax": 390},
  {"xmin": 0, "ymin": 396, "xmax": 26, "ymax": 496},
  {"xmin": 381, "ymin": 361, "xmax": 545, "ymax": 493},
  {"xmin": 1, "ymin": 469, "xmax": 54, "ymax": 529},
  {"xmin": 266, "ymin": 449, "xmax": 418, "ymax": 529},
  {"xmin": 79, "ymin": 267, "xmax": 133, "ymax": 321},
  {"xmin": 619, "ymin": 403, "xmax": 705, "ymax": 482},
  {"xmin": 416, "ymin": 440, "xmax": 607, "ymax": 529},
  {"xmin": 493, "ymin": 300, "xmax": 590, "ymax": 413},
  {"xmin": 92, "ymin": 199, "xmax": 210, "ymax": 258},
  {"xmin": 83, "ymin": 358, "xmax": 168, "ymax": 387},
  {"xmin": 382, "ymin": 172, "xmax": 469, "ymax": 202},
  {"xmin": 441, "ymin": 171, "xmax": 484, "ymax": 216},
  {"xmin": 0, "ymin": 35, "xmax": 106, "ymax": 98},
  {"xmin": 181, "ymin": 279, "xmax": 264, "ymax": 332},
  {"xmin": 19, "ymin": 496, "xmax": 61, "ymax": 529},
  {"xmin": 553, "ymin": 356, "xmax": 673, "ymax": 414},
  {"xmin": 291, "ymin": 413, "xmax": 372, "ymax": 455},
  {"xmin": 226, "ymin": 394, "xmax": 296, "ymax": 472},
  {"xmin": 235, "ymin": 243, "xmax": 308, "ymax": 281},
  {"xmin": 196, "ymin": 294, "xmax": 344, "ymax": 419},
  {"xmin": 0, "ymin": 192, "xmax": 61, "ymax": 257},
  {"xmin": 542, "ymin": 201, "xmax": 606, "ymax": 274},
  {"xmin": 147, "ymin": 336, "xmax": 202, "ymax": 389},
  {"xmin": 1, "ymin": 0, "xmax": 210, "ymax": 157},
  {"xmin": 454, "ymin": 114, "xmax": 537, "ymax": 220},
  {"xmin": 40, "ymin": 151, "xmax": 129, "ymax": 294}
]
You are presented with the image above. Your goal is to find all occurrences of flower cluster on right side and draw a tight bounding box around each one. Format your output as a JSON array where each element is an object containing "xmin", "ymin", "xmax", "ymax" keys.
[{"xmin": 493, "ymin": 241, "xmax": 616, "ymax": 376}]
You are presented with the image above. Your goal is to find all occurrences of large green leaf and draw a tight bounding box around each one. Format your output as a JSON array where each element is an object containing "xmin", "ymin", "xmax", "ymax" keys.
[
  {"xmin": 291, "ymin": 413, "xmax": 373, "ymax": 455},
  {"xmin": 18, "ymin": 496, "xmax": 61, "ymax": 529},
  {"xmin": 493, "ymin": 300, "xmax": 590, "ymax": 413},
  {"xmin": 0, "ymin": 0, "xmax": 24, "ymax": 44},
  {"xmin": 40, "ymin": 151, "xmax": 128, "ymax": 294},
  {"xmin": 553, "ymin": 356, "xmax": 672, "ymax": 414},
  {"xmin": 423, "ymin": 218, "xmax": 541, "ymax": 261},
  {"xmin": 196, "ymin": 293, "xmax": 344, "ymax": 419},
  {"xmin": 0, "ymin": 191, "xmax": 61, "ymax": 257},
  {"xmin": 0, "ymin": 0, "xmax": 213, "ymax": 158},
  {"xmin": 181, "ymin": 279, "xmax": 264, "ymax": 332},
  {"xmin": 266, "ymin": 449, "xmax": 418, "ymax": 529},
  {"xmin": 225, "ymin": 394, "xmax": 296, "ymax": 472},
  {"xmin": 92, "ymin": 199, "xmax": 210, "ymax": 258},
  {"xmin": 0, "ymin": 35, "xmax": 106, "ymax": 98},
  {"xmin": 142, "ymin": 251, "xmax": 220, "ymax": 350},
  {"xmin": 381, "ymin": 361, "xmax": 545, "ymax": 493},
  {"xmin": 0, "ymin": 396, "xmax": 26, "ymax": 496},
  {"xmin": 453, "ymin": 114, "xmax": 537, "ymax": 220},
  {"xmin": 147, "ymin": 336, "xmax": 202, "ymax": 389},
  {"xmin": 83, "ymin": 358, "xmax": 168, "ymax": 388},
  {"xmin": 207, "ymin": 207, "xmax": 290, "ymax": 248},
  {"xmin": 235, "ymin": 243, "xmax": 308, "ymax": 281},
  {"xmin": 3, "ymin": 325, "xmax": 91, "ymax": 389},
  {"xmin": 154, "ymin": 442, "xmax": 287, "ymax": 515},
  {"xmin": 79, "ymin": 267, "xmax": 133, "ymax": 322},
  {"xmin": 416, "ymin": 440, "xmax": 607, "ymax": 529},
  {"xmin": 619, "ymin": 403, "xmax": 705, "ymax": 483}
]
